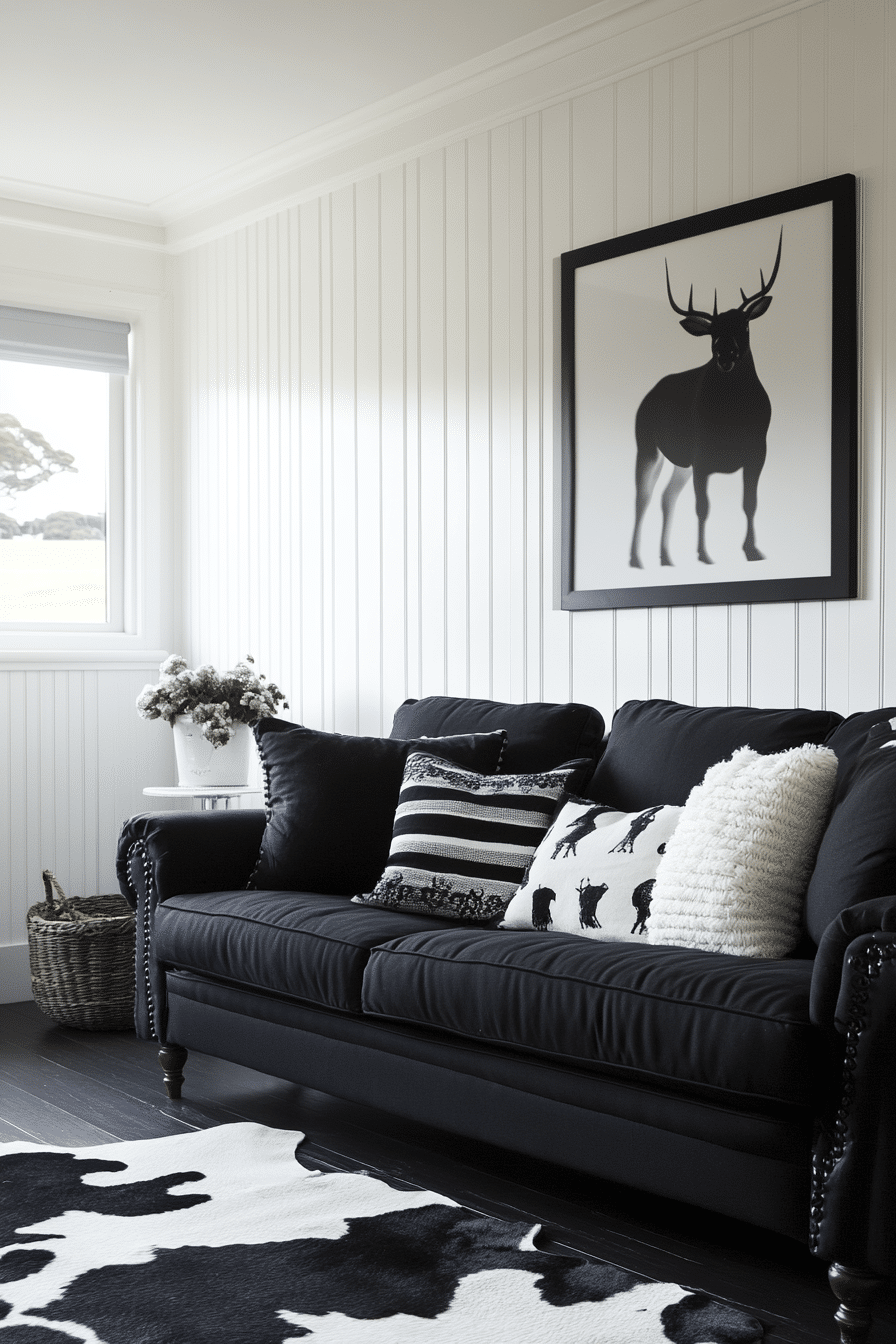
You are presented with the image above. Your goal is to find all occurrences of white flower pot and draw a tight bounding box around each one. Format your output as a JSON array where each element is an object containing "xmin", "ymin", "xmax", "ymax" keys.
[{"xmin": 172, "ymin": 715, "xmax": 253, "ymax": 786}]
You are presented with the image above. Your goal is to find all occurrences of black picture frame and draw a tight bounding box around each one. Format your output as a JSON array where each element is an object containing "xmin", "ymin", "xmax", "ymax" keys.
[{"xmin": 560, "ymin": 174, "xmax": 857, "ymax": 611}]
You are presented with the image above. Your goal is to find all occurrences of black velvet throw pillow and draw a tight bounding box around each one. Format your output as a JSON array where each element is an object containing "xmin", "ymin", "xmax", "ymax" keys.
[
  {"xmin": 390, "ymin": 695, "xmax": 605, "ymax": 776},
  {"xmin": 585, "ymin": 698, "xmax": 843, "ymax": 812},
  {"xmin": 805, "ymin": 715, "xmax": 896, "ymax": 945},
  {"xmin": 251, "ymin": 720, "xmax": 507, "ymax": 896}
]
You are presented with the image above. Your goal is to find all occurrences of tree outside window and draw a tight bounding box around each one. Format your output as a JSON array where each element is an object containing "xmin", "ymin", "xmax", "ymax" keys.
[{"xmin": 0, "ymin": 360, "xmax": 110, "ymax": 623}]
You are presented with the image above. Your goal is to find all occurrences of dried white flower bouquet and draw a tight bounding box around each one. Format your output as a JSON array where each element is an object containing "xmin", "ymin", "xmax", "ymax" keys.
[{"xmin": 136, "ymin": 655, "xmax": 288, "ymax": 747}]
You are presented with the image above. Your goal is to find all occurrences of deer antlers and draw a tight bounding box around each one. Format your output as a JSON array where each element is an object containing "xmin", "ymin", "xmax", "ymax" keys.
[
  {"xmin": 737, "ymin": 228, "xmax": 783, "ymax": 313},
  {"xmin": 665, "ymin": 264, "xmax": 711, "ymax": 322},
  {"xmin": 665, "ymin": 227, "xmax": 783, "ymax": 320}
]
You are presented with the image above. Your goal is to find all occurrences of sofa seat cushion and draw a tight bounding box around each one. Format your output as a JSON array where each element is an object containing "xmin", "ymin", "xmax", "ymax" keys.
[
  {"xmin": 152, "ymin": 890, "xmax": 473, "ymax": 1014},
  {"xmin": 361, "ymin": 929, "xmax": 821, "ymax": 1108}
]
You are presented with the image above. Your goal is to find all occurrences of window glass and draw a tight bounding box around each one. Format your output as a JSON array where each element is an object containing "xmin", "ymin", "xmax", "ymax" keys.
[{"xmin": 0, "ymin": 359, "xmax": 111, "ymax": 624}]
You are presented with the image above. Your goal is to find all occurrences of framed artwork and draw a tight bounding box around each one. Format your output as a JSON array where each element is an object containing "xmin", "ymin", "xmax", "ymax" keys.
[{"xmin": 560, "ymin": 174, "xmax": 857, "ymax": 610}]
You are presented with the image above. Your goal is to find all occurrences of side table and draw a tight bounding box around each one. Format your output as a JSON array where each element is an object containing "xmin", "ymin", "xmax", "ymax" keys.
[{"xmin": 143, "ymin": 785, "xmax": 263, "ymax": 812}]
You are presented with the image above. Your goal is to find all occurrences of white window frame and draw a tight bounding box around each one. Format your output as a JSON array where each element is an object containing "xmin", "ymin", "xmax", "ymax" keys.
[{"xmin": 0, "ymin": 283, "xmax": 172, "ymax": 665}]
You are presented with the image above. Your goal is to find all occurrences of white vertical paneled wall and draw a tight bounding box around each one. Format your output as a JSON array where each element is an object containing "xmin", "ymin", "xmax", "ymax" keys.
[
  {"xmin": 181, "ymin": 1, "xmax": 896, "ymax": 738},
  {"xmin": 0, "ymin": 668, "xmax": 179, "ymax": 1000}
]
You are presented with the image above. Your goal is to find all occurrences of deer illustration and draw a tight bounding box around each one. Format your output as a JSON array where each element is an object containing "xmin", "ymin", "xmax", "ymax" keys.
[
  {"xmin": 608, "ymin": 805, "xmax": 665, "ymax": 855},
  {"xmin": 630, "ymin": 231, "xmax": 782, "ymax": 569},
  {"xmin": 552, "ymin": 805, "xmax": 612, "ymax": 859}
]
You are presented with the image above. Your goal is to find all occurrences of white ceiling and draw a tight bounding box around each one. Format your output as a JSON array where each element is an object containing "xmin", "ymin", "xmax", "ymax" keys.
[{"xmin": 0, "ymin": 0, "xmax": 601, "ymax": 219}]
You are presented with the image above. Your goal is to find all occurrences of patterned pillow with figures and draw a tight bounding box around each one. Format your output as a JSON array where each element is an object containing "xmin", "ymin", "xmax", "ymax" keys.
[{"xmin": 500, "ymin": 796, "xmax": 683, "ymax": 941}]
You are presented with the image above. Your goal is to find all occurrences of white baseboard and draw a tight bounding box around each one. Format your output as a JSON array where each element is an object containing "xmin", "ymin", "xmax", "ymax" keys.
[{"xmin": 0, "ymin": 942, "xmax": 33, "ymax": 1003}]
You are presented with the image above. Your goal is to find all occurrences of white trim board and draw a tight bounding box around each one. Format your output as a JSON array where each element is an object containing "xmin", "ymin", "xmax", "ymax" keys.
[
  {"xmin": 0, "ymin": 651, "xmax": 169, "ymax": 671},
  {"xmin": 0, "ymin": 943, "xmax": 33, "ymax": 1005}
]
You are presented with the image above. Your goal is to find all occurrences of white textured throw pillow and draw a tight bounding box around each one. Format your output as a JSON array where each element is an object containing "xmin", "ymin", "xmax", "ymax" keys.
[
  {"xmin": 500, "ymin": 798, "xmax": 682, "ymax": 941},
  {"xmin": 648, "ymin": 744, "xmax": 837, "ymax": 958}
]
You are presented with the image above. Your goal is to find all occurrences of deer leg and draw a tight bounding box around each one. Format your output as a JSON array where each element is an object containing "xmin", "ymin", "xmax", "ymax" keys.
[
  {"xmin": 630, "ymin": 449, "xmax": 664, "ymax": 568},
  {"xmin": 659, "ymin": 464, "xmax": 692, "ymax": 566},
  {"xmin": 742, "ymin": 460, "xmax": 765, "ymax": 561},
  {"xmin": 694, "ymin": 470, "xmax": 713, "ymax": 564}
]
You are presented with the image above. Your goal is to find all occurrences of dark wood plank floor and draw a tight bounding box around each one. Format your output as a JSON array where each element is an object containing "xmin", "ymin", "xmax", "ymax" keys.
[{"xmin": 2, "ymin": 999, "xmax": 894, "ymax": 1343}]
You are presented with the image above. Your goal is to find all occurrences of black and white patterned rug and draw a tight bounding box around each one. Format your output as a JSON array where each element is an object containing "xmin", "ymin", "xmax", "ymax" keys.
[{"xmin": 0, "ymin": 1122, "xmax": 763, "ymax": 1342}]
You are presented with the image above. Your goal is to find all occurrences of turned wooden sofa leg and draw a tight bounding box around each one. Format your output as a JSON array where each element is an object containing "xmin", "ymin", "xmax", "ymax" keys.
[
  {"xmin": 829, "ymin": 1263, "xmax": 884, "ymax": 1343},
  {"xmin": 158, "ymin": 1044, "xmax": 188, "ymax": 1099}
]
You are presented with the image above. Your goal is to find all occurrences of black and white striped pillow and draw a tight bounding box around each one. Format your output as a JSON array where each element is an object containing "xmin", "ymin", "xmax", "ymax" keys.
[{"xmin": 353, "ymin": 751, "xmax": 587, "ymax": 922}]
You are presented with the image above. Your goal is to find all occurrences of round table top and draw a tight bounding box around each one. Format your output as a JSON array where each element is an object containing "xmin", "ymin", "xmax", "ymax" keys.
[{"xmin": 143, "ymin": 785, "xmax": 263, "ymax": 798}]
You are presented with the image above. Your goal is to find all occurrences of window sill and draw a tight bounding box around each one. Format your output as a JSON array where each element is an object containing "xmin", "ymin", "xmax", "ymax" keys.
[{"xmin": 0, "ymin": 646, "xmax": 169, "ymax": 670}]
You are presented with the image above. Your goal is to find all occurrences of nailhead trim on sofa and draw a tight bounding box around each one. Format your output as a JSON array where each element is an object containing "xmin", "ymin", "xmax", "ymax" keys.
[
  {"xmin": 809, "ymin": 938, "xmax": 896, "ymax": 1252},
  {"xmin": 126, "ymin": 838, "xmax": 157, "ymax": 1041}
]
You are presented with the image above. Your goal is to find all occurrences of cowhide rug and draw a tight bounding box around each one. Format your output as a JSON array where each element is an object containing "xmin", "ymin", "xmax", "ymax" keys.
[{"xmin": 0, "ymin": 1122, "xmax": 763, "ymax": 1343}]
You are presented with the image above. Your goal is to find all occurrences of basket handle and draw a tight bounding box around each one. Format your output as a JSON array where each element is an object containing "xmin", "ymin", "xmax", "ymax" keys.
[{"xmin": 41, "ymin": 869, "xmax": 83, "ymax": 921}]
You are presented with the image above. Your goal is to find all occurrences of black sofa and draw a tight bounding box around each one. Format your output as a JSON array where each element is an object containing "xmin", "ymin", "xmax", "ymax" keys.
[{"xmin": 117, "ymin": 695, "xmax": 896, "ymax": 1342}]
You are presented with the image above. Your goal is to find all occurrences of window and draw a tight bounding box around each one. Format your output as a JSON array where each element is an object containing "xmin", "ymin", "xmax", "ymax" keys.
[{"xmin": 0, "ymin": 306, "xmax": 129, "ymax": 628}]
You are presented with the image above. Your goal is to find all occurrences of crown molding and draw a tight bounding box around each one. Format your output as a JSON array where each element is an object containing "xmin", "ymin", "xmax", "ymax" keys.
[
  {"xmin": 159, "ymin": 0, "xmax": 657, "ymax": 223},
  {"xmin": 163, "ymin": 0, "xmax": 820, "ymax": 252},
  {"xmin": 0, "ymin": 0, "xmax": 821, "ymax": 254},
  {"xmin": 0, "ymin": 192, "xmax": 165, "ymax": 250}
]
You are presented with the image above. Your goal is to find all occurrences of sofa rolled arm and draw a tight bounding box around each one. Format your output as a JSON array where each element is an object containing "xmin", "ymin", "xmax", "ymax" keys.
[
  {"xmin": 116, "ymin": 809, "xmax": 267, "ymax": 1041},
  {"xmin": 116, "ymin": 809, "xmax": 267, "ymax": 909},
  {"xmin": 808, "ymin": 905, "xmax": 896, "ymax": 1277},
  {"xmin": 809, "ymin": 895, "xmax": 896, "ymax": 1030}
]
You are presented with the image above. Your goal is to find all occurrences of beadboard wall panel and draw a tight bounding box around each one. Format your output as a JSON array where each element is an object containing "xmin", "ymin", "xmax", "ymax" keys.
[
  {"xmin": 0, "ymin": 668, "xmax": 179, "ymax": 1001},
  {"xmin": 181, "ymin": 0, "xmax": 896, "ymax": 737}
]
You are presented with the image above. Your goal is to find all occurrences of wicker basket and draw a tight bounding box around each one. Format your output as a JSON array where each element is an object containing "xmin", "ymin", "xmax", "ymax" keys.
[{"xmin": 27, "ymin": 870, "xmax": 136, "ymax": 1031}]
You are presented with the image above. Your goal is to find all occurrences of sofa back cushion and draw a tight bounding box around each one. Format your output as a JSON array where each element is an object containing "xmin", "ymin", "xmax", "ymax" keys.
[
  {"xmin": 251, "ymin": 720, "xmax": 506, "ymax": 896},
  {"xmin": 822, "ymin": 706, "xmax": 896, "ymax": 802},
  {"xmin": 805, "ymin": 716, "xmax": 896, "ymax": 944},
  {"xmin": 585, "ymin": 699, "xmax": 843, "ymax": 812},
  {"xmin": 390, "ymin": 695, "xmax": 605, "ymax": 777}
]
